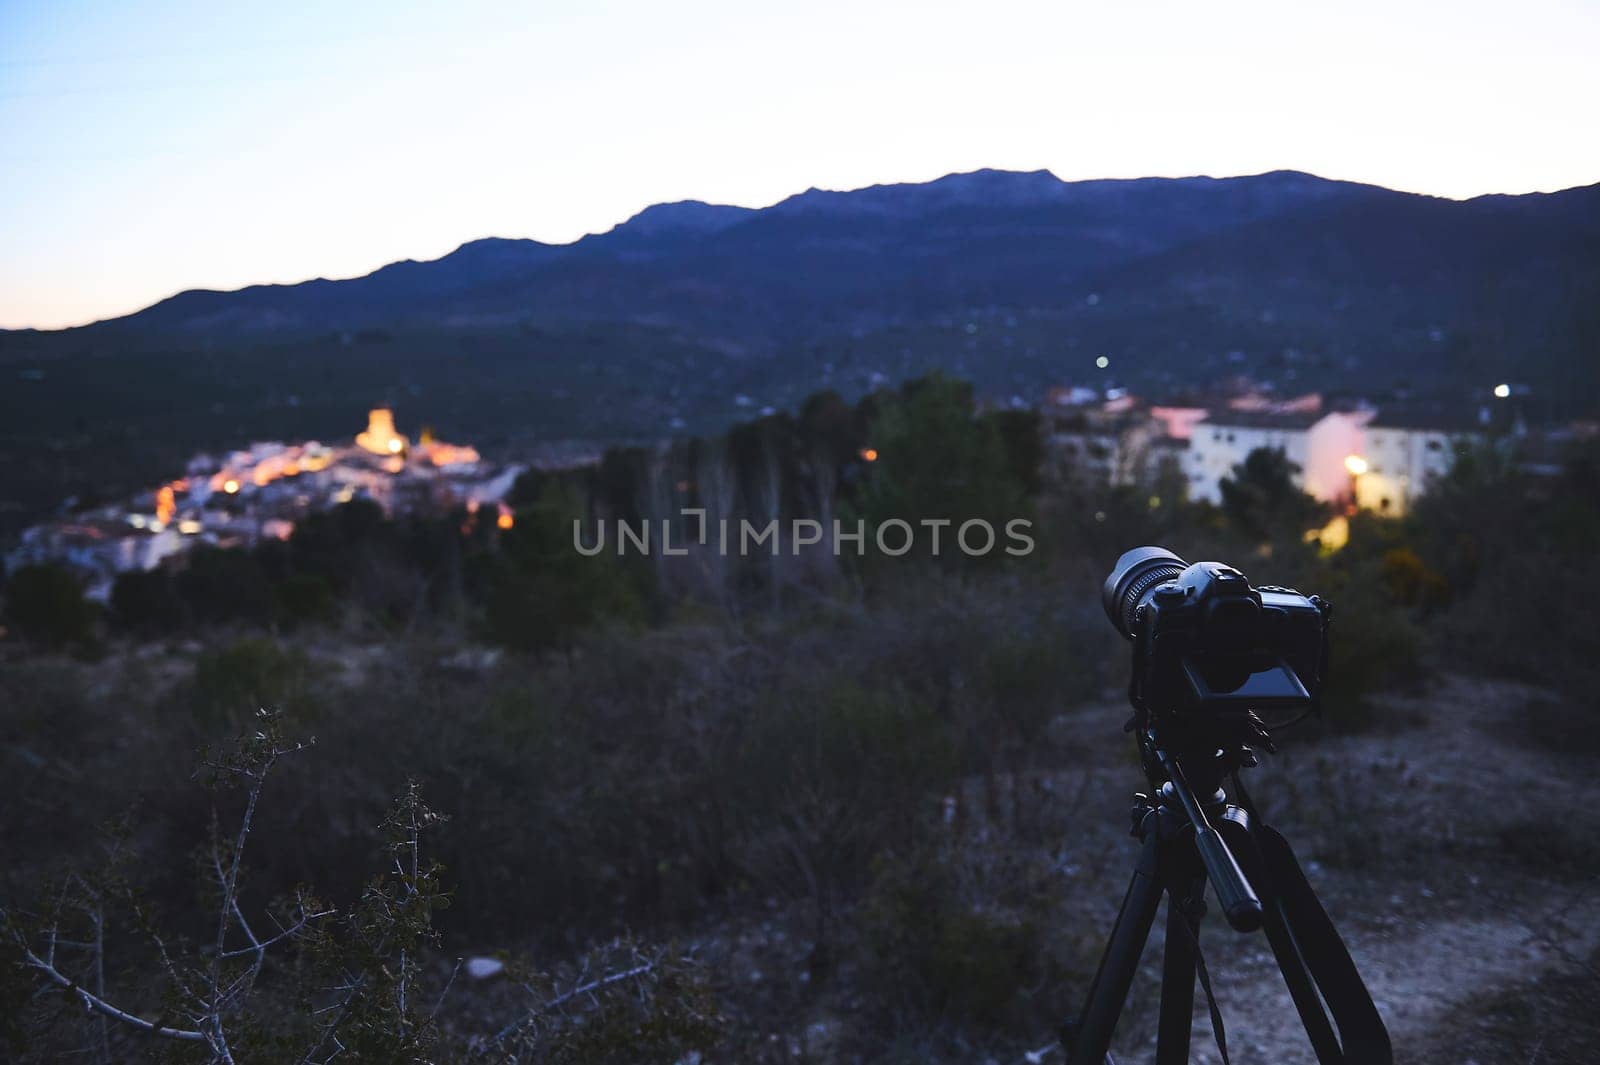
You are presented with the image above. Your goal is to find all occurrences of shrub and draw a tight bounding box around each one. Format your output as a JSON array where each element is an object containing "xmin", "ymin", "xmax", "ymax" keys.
[
  {"xmin": 1379, "ymin": 546, "xmax": 1449, "ymax": 610},
  {"xmin": 175, "ymin": 546, "xmax": 274, "ymax": 625},
  {"xmin": 1315, "ymin": 569, "xmax": 1425, "ymax": 731},
  {"xmin": 860, "ymin": 842, "xmax": 1051, "ymax": 1031},
  {"xmin": 0, "ymin": 717, "xmax": 723, "ymax": 1063},
  {"xmin": 190, "ymin": 637, "xmax": 316, "ymax": 732},
  {"xmin": 1437, "ymin": 550, "xmax": 1600, "ymax": 698},
  {"xmin": 273, "ymin": 571, "xmax": 338, "ymax": 627},
  {"xmin": 111, "ymin": 567, "xmax": 185, "ymax": 633},
  {"xmin": 2, "ymin": 563, "xmax": 95, "ymax": 647}
]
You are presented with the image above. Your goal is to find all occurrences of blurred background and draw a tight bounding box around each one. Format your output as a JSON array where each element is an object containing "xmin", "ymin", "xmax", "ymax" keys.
[{"xmin": 2, "ymin": 2, "xmax": 1597, "ymax": 1062}]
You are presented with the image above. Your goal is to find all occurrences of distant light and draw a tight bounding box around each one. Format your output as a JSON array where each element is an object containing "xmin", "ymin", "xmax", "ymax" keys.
[
  {"xmin": 496, "ymin": 510, "xmax": 514, "ymax": 531},
  {"xmin": 860, "ymin": 448, "xmax": 879, "ymax": 462},
  {"xmin": 1344, "ymin": 455, "xmax": 1369, "ymax": 476},
  {"xmin": 387, "ymin": 438, "xmax": 403, "ymax": 453},
  {"xmin": 1095, "ymin": 356, "xmax": 1110, "ymax": 369},
  {"xmin": 1147, "ymin": 495, "xmax": 1161, "ymax": 509},
  {"xmin": 178, "ymin": 519, "xmax": 202, "ymax": 535},
  {"xmin": 1094, "ymin": 510, "xmax": 1107, "ymax": 523},
  {"xmin": 1493, "ymin": 383, "xmax": 1511, "ymax": 399},
  {"xmin": 223, "ymin": 479, "xmax": 240, "ymax": 494}
]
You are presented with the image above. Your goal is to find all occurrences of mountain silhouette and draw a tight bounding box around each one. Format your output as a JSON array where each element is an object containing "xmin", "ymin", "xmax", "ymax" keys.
[{"xmin": 18, "ymin": 168, "xmax": 1582, "ymax": 391}]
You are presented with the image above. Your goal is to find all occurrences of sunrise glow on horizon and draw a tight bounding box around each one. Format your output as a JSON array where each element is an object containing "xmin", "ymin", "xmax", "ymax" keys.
[{"xmin": 3, "ymin": 0, "xmax": 1597, "ymax": 331}]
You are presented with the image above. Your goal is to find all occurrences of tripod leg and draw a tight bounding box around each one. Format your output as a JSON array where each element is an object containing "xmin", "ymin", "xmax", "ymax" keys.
[
  {"xmin": 1218, "ymin": 814, "xmax": 1343, "ymax": 1062},
  {"xmin": 1067, "ymin": 830, "xmax": 1165, "ymax": 1064},
  {"xmin": 1155, "ymin": 869, "xmax": 1206, "ymax": 1065}
]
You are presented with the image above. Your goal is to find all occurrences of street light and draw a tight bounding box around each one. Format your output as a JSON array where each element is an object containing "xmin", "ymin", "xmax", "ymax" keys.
[
  {"xmin": 1493, "ymin": 383, "xmax": 1511, "ymax": 399},
  {"xmin": 1344, "ymin": 454, "xmax": 1368, "ymax": 512}
]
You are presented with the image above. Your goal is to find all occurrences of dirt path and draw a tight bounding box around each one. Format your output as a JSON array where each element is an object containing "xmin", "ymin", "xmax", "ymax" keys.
[{"xmin": 1088, "ymin": 674, "xmax": 1600, "ymax": 1064}]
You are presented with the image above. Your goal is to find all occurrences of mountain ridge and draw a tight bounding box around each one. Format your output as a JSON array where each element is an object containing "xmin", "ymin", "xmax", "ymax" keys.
[
  {"xmin": 24, "ymin": 167, "xmax": 1594, "ymax": 339},
  {"xmin": 2, "ymin": 169, "xmax": 1595, "ymax": 421}
]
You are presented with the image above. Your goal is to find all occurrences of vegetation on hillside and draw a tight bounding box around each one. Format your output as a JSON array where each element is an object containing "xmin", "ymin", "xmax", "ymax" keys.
[{"xmin": 2, "ymin": 375, "xmax": 1598, "ymax": 1061}]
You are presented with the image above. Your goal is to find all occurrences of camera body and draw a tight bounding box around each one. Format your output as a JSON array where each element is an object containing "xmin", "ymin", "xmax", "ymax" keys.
[{"xmin": 1106, "ymin": 549, "xmax": 1329, "ymax": 720}]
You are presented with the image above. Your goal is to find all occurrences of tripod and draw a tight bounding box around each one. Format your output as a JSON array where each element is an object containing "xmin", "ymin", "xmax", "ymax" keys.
[{"xmin": 1062, "ymin": 725, "xmax": 1393, "ymax": 1064}]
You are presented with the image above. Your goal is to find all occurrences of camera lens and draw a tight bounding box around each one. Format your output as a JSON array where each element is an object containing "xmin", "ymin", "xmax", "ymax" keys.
[{"xmin": 1102, "ymin": 546, "xmax": 1187, "ymax": 640}]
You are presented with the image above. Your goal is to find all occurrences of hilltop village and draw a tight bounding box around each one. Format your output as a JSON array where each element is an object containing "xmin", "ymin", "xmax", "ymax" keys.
[{"xmin": 5, "ymin": 409, "xmax": 525, "ymax": 601}]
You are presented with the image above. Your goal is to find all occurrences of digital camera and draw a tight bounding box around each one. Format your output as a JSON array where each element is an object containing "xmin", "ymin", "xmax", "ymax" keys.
[{"xmin": 1102, "ymin": 547, "xmax": 1329, "ymax": 719}]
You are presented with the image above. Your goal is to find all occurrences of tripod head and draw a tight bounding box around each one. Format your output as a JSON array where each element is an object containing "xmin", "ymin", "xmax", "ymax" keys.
[{"xmin": 1140, "ymin": 731, "xmax": 1264, "ymax": 932}]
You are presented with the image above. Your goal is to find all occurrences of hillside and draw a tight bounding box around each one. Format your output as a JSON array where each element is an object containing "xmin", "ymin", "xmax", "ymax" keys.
[
  {"xmin": 6, "ymin": 169, "xmax": 1595, "ymax": 371},
  {"xmin": 1, "ymin": 168, "xmax": 1596, "ymax": 537}
]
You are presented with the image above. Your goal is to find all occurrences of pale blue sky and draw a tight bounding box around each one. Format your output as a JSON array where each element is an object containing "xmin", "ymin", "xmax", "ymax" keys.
[{"xmin": 3, "ymin": 0, "xmax": 1596, "ymax": 329}]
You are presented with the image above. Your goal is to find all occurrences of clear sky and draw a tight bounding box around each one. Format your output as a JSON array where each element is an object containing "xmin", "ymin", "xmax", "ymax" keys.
[{"xmin": 2, "ymin": 0, "xmax": 1596, "ymax": 330}]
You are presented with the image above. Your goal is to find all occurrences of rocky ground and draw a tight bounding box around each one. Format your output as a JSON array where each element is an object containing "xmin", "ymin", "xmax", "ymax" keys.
[{"xmin": 638, "ymin": 673, "xmax": 1600, "ymax": 1064}]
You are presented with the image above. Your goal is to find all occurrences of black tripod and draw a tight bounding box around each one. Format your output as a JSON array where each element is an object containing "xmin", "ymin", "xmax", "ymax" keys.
[{"xmin": 1063, "ymin": 726, "xmax": 1393, "ymax": 1064}]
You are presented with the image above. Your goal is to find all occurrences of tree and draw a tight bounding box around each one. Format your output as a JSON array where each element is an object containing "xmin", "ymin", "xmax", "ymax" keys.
[
  {"xmin": 2, "ymin": 564, "xmax": 95, "ymax": 647},
  {"xmin": 286, "ymin": 498, "xmax": 390, "ymax": 588},
  {"xmin": 174, "ymin": 547, "xmax": 274, "ymax": 625},
  {"xmin": 984, "ymin": 408, "xmax": 1044, "ymax": 496},
  {"xmin": 191, "ymin": 637, "xmax": 314, "ymax": 731},
  {"xmin": 798, "ymin": 389, "xmax": 865, "ymax": 524},
  {"xmin": 1218, "ymin": 447, "xmax": 1326, "ymax": 542},
  {"xmin": 111, "ymin": 568, "xmax": 184, "ymax": 634},
  {"xmin": 476, "ymin": 483, "xmax": 646, "ymax": 655},
  {"xmin": 852, "ymin": 375, "xmax": 1030, "ymax": 568}
]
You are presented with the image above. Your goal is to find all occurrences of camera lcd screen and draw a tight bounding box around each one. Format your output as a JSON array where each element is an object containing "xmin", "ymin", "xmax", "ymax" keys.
[{"xmin": 1182, "ymin": 655, "xmax": 1310, "ymax": 709}]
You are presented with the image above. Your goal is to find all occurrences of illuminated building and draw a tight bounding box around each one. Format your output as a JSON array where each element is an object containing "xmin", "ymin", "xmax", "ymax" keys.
[
  {"xmin": 1348, "ymin": 410, "xmax": 1482, "ymax": 515},
  {"xmin": 1184, "ymin": 406, "xmax": 1482, "ymax": 516},
  {"xmin": 155, "ymin": 484, "xmax": 177, "ymax": 525},
  {"xmin": 420, "ymin": 441, "xmax": 482, "ymax": 468},
  {"xmin": 1185, "ymin": 410, "xmax": 1369, "ymax": 505},
  {"xmin": 356, "ymin": 408, "xmax": 409, "ymax": 456},
  {"xmin": 7, "ymin": 404, "xmax": 532, "ymax": 600}
]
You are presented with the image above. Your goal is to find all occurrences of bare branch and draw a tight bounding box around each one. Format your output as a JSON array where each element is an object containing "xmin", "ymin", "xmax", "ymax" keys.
[
  {"xmin": 17, "ymin": 944, "xmax": 206, "ymax": 1043},
  {"xmin": 482, "ymin": 959, "xmax": 658, "ymax": 1052},
  {"xmin": 431, "ymin": 958, "xmax": 464, "ymax": 1022},
  {"xmin": 217, "ymin": 906, "xmax": 334, "ymax": 960},
  {"xmin": 91, "ymin": 904, "xmax": 110, "ymax": 1061}
]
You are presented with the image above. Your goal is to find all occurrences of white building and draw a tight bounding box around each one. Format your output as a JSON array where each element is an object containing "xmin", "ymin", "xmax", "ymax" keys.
[
  {"xmin": 1187, "ymin": 410, "xmax": 1366, "ymax": 504},
  {"xmin": 1185, "ymin": 406, "xmax": 1480, "ymax": 515},
  {"xmin": 1350, "ymin": 411, "xmax": 1483, "ymax": 515}
]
